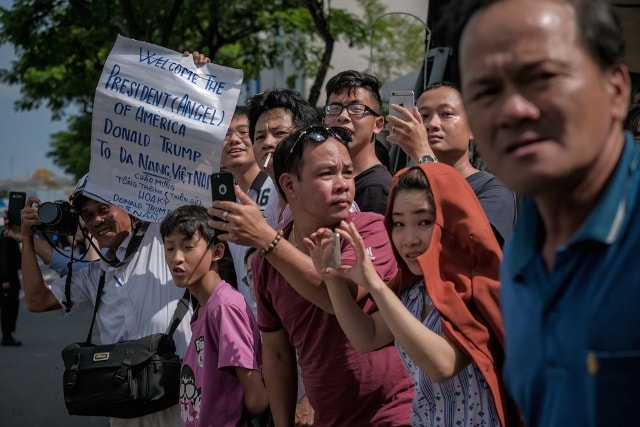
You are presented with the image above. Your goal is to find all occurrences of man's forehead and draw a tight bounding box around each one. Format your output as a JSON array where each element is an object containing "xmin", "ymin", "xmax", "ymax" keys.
[
  {"xmin": 230, "ymin": 115, "xmax": 249, "ymax": 126},
  {"xmin": 256, "ymin": 108, "xmax": 293, "ymax": 127},
  {"xmin": 418, "ymin": 88, "xmax": 463, "ymax": 107},
  {"xmin": 328, "ymin": 87, "xmax": 373, "ymax": 103}
]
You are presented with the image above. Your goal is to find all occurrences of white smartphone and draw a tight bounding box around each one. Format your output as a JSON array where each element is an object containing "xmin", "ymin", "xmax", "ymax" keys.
[{"xmin": 388, "ymin": 90, "xmax": 415, "ymax": 136}]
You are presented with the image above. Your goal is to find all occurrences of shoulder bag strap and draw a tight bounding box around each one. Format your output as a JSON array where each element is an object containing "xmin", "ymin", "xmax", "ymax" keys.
[
  {"xmin": 165, "ymin": 289, "xmax": 191, "ymax": 338},
  {"xmin": 84, "ymin": 271, "xmax": 106, "ymax": 344}
]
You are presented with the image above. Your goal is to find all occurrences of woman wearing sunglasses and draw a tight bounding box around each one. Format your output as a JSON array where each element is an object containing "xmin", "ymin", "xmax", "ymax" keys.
[{"xmin": 304, "ymin": 163, "xmax": 521, "ymax": 427}]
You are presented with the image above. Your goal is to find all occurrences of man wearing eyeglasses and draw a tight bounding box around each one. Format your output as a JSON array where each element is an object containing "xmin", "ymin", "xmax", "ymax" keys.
[
  {"xmin": 219, "ymin": 125, "xmax": 413, "ymax": 426},
  {"xmin": 221, "ymin": 106, "xmax": 280, "ymax": 316},
  {"xmin": 323, "ymin": 70, "xmax": 392, "ymax": 215}
]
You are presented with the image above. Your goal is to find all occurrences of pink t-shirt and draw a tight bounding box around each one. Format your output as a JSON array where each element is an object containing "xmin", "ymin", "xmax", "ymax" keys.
[
  {"xmin": 179, "ymin": 281, "xmax": 261, "ymax": 427},
  {"xmin": 254, "ymin": 212, "xmax": 414, "ymax": 426}
]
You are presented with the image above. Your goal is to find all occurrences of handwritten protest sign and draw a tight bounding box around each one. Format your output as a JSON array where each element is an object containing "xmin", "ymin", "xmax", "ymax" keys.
[{"xmin": 84, "ymin": 34, "xmax": 243, "ymax": 222}]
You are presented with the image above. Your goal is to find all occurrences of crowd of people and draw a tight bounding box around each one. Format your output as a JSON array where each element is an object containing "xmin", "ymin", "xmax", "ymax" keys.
[{"xmin": 2, "ymin": 0, "xmax": 640, "ymax": 426}]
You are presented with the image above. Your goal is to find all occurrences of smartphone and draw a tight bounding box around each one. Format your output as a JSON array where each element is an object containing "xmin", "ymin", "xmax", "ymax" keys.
[
  {"xmin": 8, "ymin": 191, "xmax": 26, "ymax": 226},
  {"xmin": 210, "ymin": 172, "xmax": 236, "ymax": 233},
  {"xmin": 388, "ymin": 90, "xmax": 415, "ymax": 136},
  {"xmin": 322, "ymin": 233, "xmax": 341, "ymax": 269}
]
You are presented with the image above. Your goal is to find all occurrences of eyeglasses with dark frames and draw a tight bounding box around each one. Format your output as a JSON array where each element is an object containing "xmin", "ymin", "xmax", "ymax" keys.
[
  {"xmin": 323, "ymin": 103, "xmax": 381, "ymax": 117},
  {"xmin": 283, "ymin": 126, "xmax": 352, "ymax": 171}
]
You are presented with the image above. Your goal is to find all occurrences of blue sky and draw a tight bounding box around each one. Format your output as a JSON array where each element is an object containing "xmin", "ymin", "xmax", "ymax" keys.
[{"xmin": 0, "ymin": 0, "xmax": 69, "ymax": 183}]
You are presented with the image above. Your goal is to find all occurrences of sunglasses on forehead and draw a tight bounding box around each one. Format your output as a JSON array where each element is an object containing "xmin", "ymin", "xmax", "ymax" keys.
[{"xmin": 283, "ymin": 126, "xmax": 352, "ymax": 170}]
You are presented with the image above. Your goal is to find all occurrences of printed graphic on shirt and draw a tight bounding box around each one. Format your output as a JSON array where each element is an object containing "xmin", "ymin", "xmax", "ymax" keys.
[{"xmin": 179, "ymin": 364, "xmax": 201, "ymax": 423}]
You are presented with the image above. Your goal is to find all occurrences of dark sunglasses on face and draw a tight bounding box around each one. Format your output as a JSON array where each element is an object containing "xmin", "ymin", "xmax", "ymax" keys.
[
  {"xmin": 283, "ymin": 126, "xmax": 352, "ymax": 170},
  {"xmin": 323, "ymin": 103, "xmax": 381, "ymax": 117}
]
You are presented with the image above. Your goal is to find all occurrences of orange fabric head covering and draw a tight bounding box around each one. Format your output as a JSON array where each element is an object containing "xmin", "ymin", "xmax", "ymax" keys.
[{"xmin": 384, "ymin": 163, "xmax": 520, "ymax": 427}]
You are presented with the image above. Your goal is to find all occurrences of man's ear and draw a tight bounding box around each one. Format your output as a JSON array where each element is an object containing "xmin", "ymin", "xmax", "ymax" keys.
[
  {"xmin": 606, "ymin": 63, "xmax": 631, "ymax": 123},
  {"xmin": 210, "ymin": 242, "xmax": 226, "ymax": 263},
  {"xmin": 372, "ymin": 114, "xmax": 385, "ymax": 136},
  {"xmin": 279, "ymin": 173, "xmax": 297, "ymax": 201}
]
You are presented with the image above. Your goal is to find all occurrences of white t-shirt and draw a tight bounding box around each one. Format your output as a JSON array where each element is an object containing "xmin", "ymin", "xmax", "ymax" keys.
[{"xmin": 51, "ymin": 223, "xmax": 192, "ymax": 356}]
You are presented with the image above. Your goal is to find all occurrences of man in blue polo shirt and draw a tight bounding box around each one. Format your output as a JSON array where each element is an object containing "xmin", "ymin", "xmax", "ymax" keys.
[{"xmin": 451, "ymin": 0, "xmax": 638, "ymax": 426}]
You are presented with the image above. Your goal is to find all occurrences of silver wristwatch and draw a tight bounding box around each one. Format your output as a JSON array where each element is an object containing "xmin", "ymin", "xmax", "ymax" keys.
[{"xmin": 416, "ymin": 154, "xmax": 438, "ymax": 164}]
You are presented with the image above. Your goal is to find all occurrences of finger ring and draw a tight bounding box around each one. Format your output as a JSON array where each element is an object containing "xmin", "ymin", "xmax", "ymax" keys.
[{"xmin": 222, "ymin": 210, "xmax": 228, "ymax": 221}]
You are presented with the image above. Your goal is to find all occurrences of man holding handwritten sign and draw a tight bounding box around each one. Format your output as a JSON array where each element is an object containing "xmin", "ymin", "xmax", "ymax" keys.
[{"xmin": 18, "ymin": 37, "xmax": 242, "ymax": 427}]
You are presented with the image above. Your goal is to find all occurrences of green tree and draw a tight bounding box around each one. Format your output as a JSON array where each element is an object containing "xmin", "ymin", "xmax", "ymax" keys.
[{"xmin": 0, "ymin": 0, "xmax": 424, "ymax": 178}]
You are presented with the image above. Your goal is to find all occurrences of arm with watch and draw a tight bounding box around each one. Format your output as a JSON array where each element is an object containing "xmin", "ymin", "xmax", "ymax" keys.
[{"xmin": 385, "ymin": 103, "xmax": 438, "ymax": 164}]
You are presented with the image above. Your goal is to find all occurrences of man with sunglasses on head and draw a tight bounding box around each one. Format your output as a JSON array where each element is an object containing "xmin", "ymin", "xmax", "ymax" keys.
[
  {"xmin": 211, "ymin": 125, "xmax": 413, "ymax": 426},
  {"xmin": 323, "ymin": 70, "xmax": 392, "ymax": 215}
]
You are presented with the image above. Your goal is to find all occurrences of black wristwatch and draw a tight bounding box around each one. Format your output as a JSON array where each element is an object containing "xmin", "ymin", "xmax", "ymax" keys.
[{"xmin": 416, "ymin": 154, "xmax": 438, "ymax": 164}]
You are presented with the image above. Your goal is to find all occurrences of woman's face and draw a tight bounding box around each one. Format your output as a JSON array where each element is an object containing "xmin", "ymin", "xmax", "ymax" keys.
[{"xmin": 390, "ymin": 189, "xmax": 435, "ymax": 276}]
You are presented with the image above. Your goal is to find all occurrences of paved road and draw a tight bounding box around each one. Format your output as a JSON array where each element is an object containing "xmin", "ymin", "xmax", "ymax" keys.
[{"xmin": 0, "ymin": 268, "xmax": 108, "ymax": 427}]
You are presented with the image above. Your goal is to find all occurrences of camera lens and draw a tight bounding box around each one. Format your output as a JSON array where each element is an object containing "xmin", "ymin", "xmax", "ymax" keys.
[{"xmin": 38, "ymin": 202, "xmax": 62, "ymax": 225}]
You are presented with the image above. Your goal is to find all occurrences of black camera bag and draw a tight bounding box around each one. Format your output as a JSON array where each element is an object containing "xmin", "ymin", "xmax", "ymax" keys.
[{"xmin": 61, "ymin": 271, "xmax": 190, "ymax": 418}]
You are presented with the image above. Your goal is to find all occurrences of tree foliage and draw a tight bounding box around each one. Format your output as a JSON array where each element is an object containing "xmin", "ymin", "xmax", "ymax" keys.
[{"xmin": 0, "ymin": 0, "xmax": 425, "ymax": 179}]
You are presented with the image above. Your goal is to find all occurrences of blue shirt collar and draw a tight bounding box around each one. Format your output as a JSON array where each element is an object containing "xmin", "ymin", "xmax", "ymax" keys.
[{"xmin": 507, "ymin": 132, "xmax": 639, "ymax": 276}]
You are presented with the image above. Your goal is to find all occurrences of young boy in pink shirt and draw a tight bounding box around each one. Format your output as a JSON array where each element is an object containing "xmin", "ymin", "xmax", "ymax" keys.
[{"xmin": 161, "ymin": 205, "xmax": 268, "ymax": 427}]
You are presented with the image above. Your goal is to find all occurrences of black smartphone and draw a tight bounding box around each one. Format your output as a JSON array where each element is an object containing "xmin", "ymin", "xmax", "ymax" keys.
[
  {"xmin": 8, "ymin": 191, "xmax": 26, "ymax": 226},
  {"xmin": 210, "ymin": 172, "xmax": 236, "ymax": 233}
]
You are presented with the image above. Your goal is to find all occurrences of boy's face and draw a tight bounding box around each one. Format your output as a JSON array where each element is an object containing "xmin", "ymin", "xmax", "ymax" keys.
[{"xmin": 164, "ymin": 231, "xmax": 216, "ymax": 288}]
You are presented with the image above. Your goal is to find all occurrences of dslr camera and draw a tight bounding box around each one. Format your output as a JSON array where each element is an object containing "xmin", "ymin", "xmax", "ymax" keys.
[{"xmin": 37, "ymin": 200, "xmax": 78, "ymax": 235}]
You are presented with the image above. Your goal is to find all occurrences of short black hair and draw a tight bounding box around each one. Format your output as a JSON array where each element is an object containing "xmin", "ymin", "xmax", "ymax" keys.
[
  {"xmin": 160, "ymin": 205, "xmax": 218, "ymax": 245},
  {"xmin": 233, "ymin": 105, "xmax": 249, "ymax": 120},
  {"xmin": 325, "ymin": 70, "xmax": 383, "ymax": 113},
  {"xmin": 424, "ymin": 81, "xmax": 460, "ymax": 94},
  {"xmin": 246, "ymin": 89, "xmax": 319, "ymax": 144},
  {"xmin": 444, "ymin": 0, "xmax": 625, "ymax": 79}
]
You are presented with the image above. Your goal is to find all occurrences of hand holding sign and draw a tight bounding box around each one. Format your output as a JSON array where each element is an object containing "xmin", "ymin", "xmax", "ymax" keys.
[{"xmin": 85, "ymin": 35, "xmax": 243, "ymax": 223}]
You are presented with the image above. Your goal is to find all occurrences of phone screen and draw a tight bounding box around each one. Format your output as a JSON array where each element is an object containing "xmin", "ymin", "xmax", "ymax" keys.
[{"xmin": 8, "ymin": 191, "xmax": 26, "ymax": 226}]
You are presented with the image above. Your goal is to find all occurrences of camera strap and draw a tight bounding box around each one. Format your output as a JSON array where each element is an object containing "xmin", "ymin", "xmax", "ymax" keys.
[
  {"xmin": 109, "ymin": 221, "xmax": 149, "ymax": 268},
  {"xmin": 62, "ymin": 222, "xmax": 149, "ymax": 313}
]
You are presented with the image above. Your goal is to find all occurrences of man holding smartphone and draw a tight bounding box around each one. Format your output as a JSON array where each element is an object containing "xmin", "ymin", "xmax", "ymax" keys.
[
  {"xmin": 386, "ymin": 82, "xmax": 517, "ymax": 245},
  {"xmin": 208, "ymin": 126, "xmax": 414, "ymax": 426},
  {"xmin": 323, "ymin": 70, "xmax": 392, "ymax": 215}
]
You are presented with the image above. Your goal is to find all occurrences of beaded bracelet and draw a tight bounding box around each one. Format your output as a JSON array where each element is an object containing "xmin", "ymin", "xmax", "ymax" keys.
[{"xmin": 260, "ymin": 230, "xmax": 284, "ymax": 257}]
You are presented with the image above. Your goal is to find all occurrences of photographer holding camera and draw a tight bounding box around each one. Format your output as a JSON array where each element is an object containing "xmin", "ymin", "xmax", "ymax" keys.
[{"xmin": 19, "ymin": 175, "xmax": 191, "ymax": 427}]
